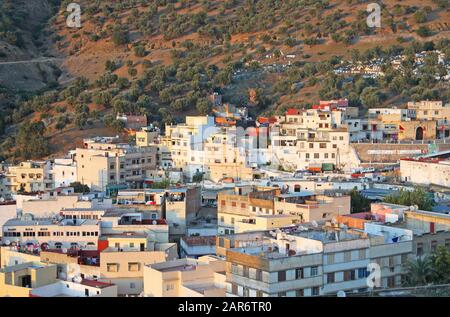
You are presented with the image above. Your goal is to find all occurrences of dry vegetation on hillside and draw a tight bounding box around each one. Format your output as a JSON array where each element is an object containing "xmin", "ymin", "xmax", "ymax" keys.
[{"xmin": 0, "ymin": 0, "xmax": 449, "ymax": 161}]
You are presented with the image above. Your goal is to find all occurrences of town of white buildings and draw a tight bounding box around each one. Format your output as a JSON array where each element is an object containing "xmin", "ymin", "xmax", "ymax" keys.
[{"xmin": 1, "ymin": 97, "xmax": 450, "ymax": 297}]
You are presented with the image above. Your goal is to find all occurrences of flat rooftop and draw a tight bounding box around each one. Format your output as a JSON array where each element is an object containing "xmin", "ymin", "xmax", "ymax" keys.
[
  {"xmin": 3, "ymin": 218, "xmax": 99, "ymax": 227},
  {"xmin": 181, "ymin": 236, "xmax": 216, "ymax": 246},
  {"xmin": 292, "ymin": 229, "xmax": 365, "ymax": 243},
  {"xmin": 277, "ymin": 191, "xmax": 315, "ymax": 199}
]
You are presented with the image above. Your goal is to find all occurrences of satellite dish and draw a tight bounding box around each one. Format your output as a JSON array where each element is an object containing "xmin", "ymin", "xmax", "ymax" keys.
[
  {"xmin": 4, "ymin": 240, "xmax": 10, "ymax": 246},
  {"xmin": 59, "ymin": 272, "xmax": 67, "ymax": 280},
  {"xmin": 73, "ymin": 275, "xmax": 83, "ymax": 283},
  {"xmin": 152, "ymin": 220, "xmax": 157, "ymax": 225},
  {"xmin": 337, "ymin": 290, "xmax": 346, "ymax": 297},
  {"xmin": 311, "ymin": 221, "xmax": 318, "ymax": 228},
  {"xmin": 62, "ymin": 248, "xmax": 68, "ymax": 254}
]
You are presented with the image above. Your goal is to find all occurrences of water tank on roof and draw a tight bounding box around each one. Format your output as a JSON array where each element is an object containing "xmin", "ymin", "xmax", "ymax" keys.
[{"xmin": 21, "ymin": 213, "xmax": 34, "ymax": 221}]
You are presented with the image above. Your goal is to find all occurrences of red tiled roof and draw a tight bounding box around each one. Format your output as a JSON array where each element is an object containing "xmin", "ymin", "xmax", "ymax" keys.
[
  {"xmin": 286, "ymin": 108, "xmax": 301, "ymax": 115},
  {"xmin": 81, "ymin": 279, "xmax": 113, "ymax": 289}
]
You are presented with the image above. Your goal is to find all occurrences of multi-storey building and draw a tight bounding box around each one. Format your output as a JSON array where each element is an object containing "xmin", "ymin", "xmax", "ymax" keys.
[
  {"xmin": 0, "ymin": 261, "xmax": 117, "ymax": 297},
  {"xmin": 203, "ymin": 126, "xmax": 256, "ymax": 182},
  {"xmin": 225, "ymin": 223, "xmax": 412, "ymax": 297},
  {"xmin": 218, "ymin": 186, "xmax": 280, "ymax": 235},
  {"xmin": 161, "ymin": 116, "xmax": 218, "ymax": 180},
  {"xmin": 143, "ymin": 255, "xmax": 226, "ymax": 297},
  {"xmin": 2, "ymin": 217, "xmax": 101, "ymax": 250},
  {"xmin": 75, "ymin": 137, "xmax": 157, "ymax": 191},
  {"xmin": 52, "ymin": 158, "xmax": 77, "ymax": 188},
  {"xmin": 4, "ymin": 161, "xmax": 54, "ymax": 193},
  {"xmin": 270, "ymin": 108, "xmax": 359, "ymax": 172},
  {"xmin": 218, "ymin": 187, "xmax": 350, "ymax": 234},
  {"xmin": 115, "ymin": 186, "xmax": 202, "ymax": 240},
  {"xmin": 135, "ymin": 126, "xmax": 160, "ymax": 147}
]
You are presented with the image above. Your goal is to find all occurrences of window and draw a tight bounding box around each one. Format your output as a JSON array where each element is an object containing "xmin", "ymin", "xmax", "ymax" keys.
[
  {"xmin": 327, "ymin": 254, "xmax": 335, "ymax": 265},
  {"xmin": 231, "ymin": 283, "xmax": 238, "ymax": 295},
  {"xmin": 314, "ymin": 153, "xmax": 319, "ymax": 159},
  {"xmin": 107, "ymin": 263, "xmax": 118, "ymax": 272},
  {"xmin": 129, "ymin": 243, "xmax": 134, "ymax": 248},
  {"xmin": 312, "ymin": 287, "xmax": 320, "ymax": 296},
  {"xmin": 344, "ymin": 270, "xmax": 356, "ymax": 281},
  {"xmin": 431, "ymin": 240, "xmax": 438, "ymax": 253},
  {"xmin": 388, "ymin": 256, "xmax": 395, "ymax": 268},
  {"xmin": 128, "ymin": 263, "xmax": 140, "ymax": 272},
  {"xmin": 387, "ymin": 276, "xmax": 395, "ymax": 288},
  {"xmin": 445, "ymin": 239, "xmax": 450, "ymax": 251},
  {"xmin": 220, "ymin": 216, "xmax": 224, "ymax": 223},
  {"xmin": 130, "ymin": 283, "xmax": 136, "ymax": 289},
  {"xmin": 401, "ymin": 254, "xmax": 408, "ymax": 264},
  {"xmin": 359, "ymin": 249, "xmax": 365, "ymax": 260},
  {"xmin": 296, "ymin": 289, "xmax": 304, "ymax": 297},
  {"xmin": 231, "ymin": 202, "xmax": 237, "ymax": 207},
  {"xmin": 310, "ymin": 266, "xmax": 318, "ymax": 277},
  {"xmin": 327, "ymin": 272, "xmax": 335, "ymax": 283},
  {"xmin": 255, "ymin": 269, "xmax": 262, "ymax": 281},
  {"xmin": 278, "ymin": 270, "xmax": 286, "ymax": 282},
  {"xmin": 243, "ymin": 266, "xmax": 249, "ymax": 278},
  {"xmin": 295, "ymin": 268, "xmax": 304, "ymax": 279},
  {"xmin": 278, "ymin": 292, "xmax": 286, "ymax": 297},
  {"xmin": 416, "ymin": 243, "xmax": 423, "ymax": 256},
  {"xmin": 358, "ymin": 268, "xmax": 368, "ymax": 279}
]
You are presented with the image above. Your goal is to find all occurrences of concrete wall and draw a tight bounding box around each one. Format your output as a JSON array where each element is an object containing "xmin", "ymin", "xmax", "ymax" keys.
[{"xmin": 0, "ymin": 204, "xmax": 17, "ymax": 237}]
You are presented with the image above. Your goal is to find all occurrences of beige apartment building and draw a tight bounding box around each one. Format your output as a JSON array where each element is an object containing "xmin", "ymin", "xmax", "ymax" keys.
[
  {"xmin": 218, "ymin": 186, "xmax": 280, "ymax": 235},
  {"xmin": 203, "ymin": 127, "xmax": 255, "ymax": 182},
  {"xmin": 270, "ymin": 108, "xmax": 359, "ymax": 172},
  {"xmin": 218, "ymin": 187, "xmax": 350, "ymax": 234},
  {"xmin": 99, "ymin": 246, "xmax": 176, "ymax": 296},
  {"xmin": 76, "ymin": 137, "xmax": 157, "ymax": 191},
  {"xmin": 225, "ymin": 223, "xmax": 412, "ymax": 297},
  {"xmin": 143, "ymin": 255, "xmax": 226, "ymax": 297},
  {"xmin": 295, "ymin": 128, "xmax": 353, "ymax": 170},
  {"xmin": 161, "ymin": 116, "xmax": 218, "ymax": 179},
  {"xmin": 274, "ymin": 192, "xmax": 351, "ymax": 223},
  {"xmin": 407, "ymin": 100, "xmax": 450, "ymax": 121},
  {"xmin": 2, "ymin": 217, "xmax": 100, "ymax": 250},
  {"xmin": 135, "ymin": 126, "xmax": 160, "ymax": 147},
  {"xmin": 4, "ymin": 161, "xmax": 53, "ymax": 193},
  {"xmin": 0, "ymin": 260, "xmax": 117, "ymax": 297},
  {"xmin": 116, "ymin": 186, "xmax": 202, "ymax": 240}
]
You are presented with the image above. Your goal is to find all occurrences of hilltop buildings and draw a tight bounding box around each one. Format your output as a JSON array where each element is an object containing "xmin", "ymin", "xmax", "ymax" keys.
[{"xmin": 0, "ymin": 98, "xmax": 450, "ymax": 298}]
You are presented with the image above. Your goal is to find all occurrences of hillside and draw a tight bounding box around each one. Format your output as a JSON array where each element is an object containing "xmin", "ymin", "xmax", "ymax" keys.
[{"xmin": 0, "ymin": 0, "xmax": 449, "ymax": 161}]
